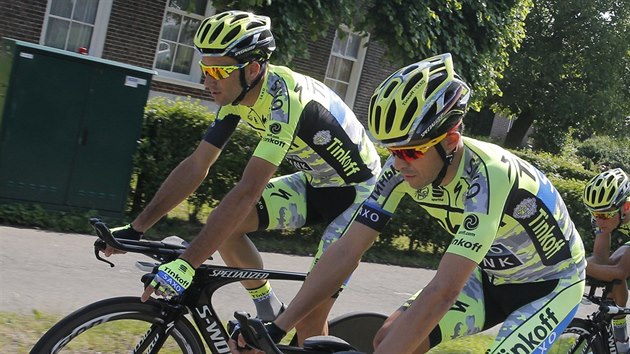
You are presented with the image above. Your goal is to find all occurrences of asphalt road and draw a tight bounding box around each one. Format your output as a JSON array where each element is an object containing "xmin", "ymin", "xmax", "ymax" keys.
[
  {"xmin": 0, "ymin": 225, "xmax": 435, "ymax": 321},
  {"xmin": 0, "ymin": 225, "xmax": 597, "ymax": 332}
]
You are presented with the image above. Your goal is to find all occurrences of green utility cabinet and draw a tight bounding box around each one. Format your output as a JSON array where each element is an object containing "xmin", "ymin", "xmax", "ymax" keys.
[{"xmin": 0, "ymin": 38, "xmax": 155, "ymax": 217}]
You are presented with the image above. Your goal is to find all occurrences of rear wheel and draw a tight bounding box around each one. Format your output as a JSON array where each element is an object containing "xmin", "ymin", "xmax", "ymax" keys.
[
  {"xmin": 30, "ymin": 297, "xmax": 205, "ymax": 354},
  {"xmin": 327, "ymin": 312, "xmax": 387, "ymax": 354},
  {"xmin": 552, "ymin": 318, "xmax": 607, "ymax": 354}
]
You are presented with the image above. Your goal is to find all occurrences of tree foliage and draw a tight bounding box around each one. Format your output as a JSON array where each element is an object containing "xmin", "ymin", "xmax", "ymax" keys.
[
  {"xmin": 490, "ymin": 0, "xmax": 630, "ymax": 152},
  {"xmin": 210, "ymin": 0, "xmax": 533, "ymax": 107}
]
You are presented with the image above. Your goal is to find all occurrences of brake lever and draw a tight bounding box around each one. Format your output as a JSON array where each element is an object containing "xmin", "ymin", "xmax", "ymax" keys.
[{"xmin": 94, "ymin": 240, "xmax": 115, "ymax": 267}]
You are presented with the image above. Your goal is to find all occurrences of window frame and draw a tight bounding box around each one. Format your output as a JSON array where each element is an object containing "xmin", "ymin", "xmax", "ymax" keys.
[
  {"xmin": 40, "ymin": 0, "xmax": 113, "ymax": 56},
  {"xmin": 153, "ymin": 1, "xmax": 215, "ymax": 84},
  {"xmin": 324, "ymin": 26, "xmax": 369, "ymax": 109}
]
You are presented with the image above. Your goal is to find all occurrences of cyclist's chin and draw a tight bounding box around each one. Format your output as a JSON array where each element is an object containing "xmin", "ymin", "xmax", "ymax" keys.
[{"xmin": 403, "ymin": 176, "xmax": 430, "ymax": 190}]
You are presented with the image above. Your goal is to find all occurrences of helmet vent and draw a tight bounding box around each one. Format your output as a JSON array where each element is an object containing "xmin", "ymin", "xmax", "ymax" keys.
[
  {"xmin": 247, "ymin": 21, "xmax": 263, "ymax": 30},
  {"xmin": 383, "ymin": 81, "xmax": 397, "ymax": 98},
  {"xmin": 402, "ymin": 72, "xmax": 423, "ymax": 99},
  {"xmin": 208, "ymin": 23, "xmax": 223, "ymax": 43},
  {"xmin": 426, "ymin": 72, "xmax": 446, "ymax": 98},
  {"xmin": 233, "ymin": 13, "xmax": 249, "ymax": 22},
  {"xmin": 385, "ymin": 103, "xmax": 396, "ymax": 133},
  {"xmin": 223, "ymin": 27, "xmax": 241, "ymax": 45},
  {"xmin": 401, "ymin": 98, "xmax": 418, "ymax": 130},
  {"xmin": 374, "ymin": 106, "xmax": 382, "ymax": 132}
]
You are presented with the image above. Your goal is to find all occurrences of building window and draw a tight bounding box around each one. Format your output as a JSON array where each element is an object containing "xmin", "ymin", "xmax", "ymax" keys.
[
  {"xmin": 324, "ymin": 28, "xmax": 369, "ymax": 109},
  {"xmin": 42, "ymin": 0, "xmax": 113, "ymax": 56},
  {"xmin": 155, "ymin": 0, "xmax": 214, "ymax": 83}
]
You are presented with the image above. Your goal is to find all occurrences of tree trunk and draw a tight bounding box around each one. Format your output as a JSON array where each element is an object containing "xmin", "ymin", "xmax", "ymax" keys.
[{"xmin": 503, "ymin": 112, "xmax": 535, "ymax": 149}]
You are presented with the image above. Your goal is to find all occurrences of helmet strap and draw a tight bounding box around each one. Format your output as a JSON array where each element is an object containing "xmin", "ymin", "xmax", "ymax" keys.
[
  {"xmin": 232, "ymin": 61, "xmax": 266, "ymax": 105},
  {"xmin": 432, "ymin": 143, "xmax": 456, "ymax": 188}
]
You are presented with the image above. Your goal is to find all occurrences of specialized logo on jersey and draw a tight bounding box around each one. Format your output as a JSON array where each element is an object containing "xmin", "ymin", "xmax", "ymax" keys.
[
  {"xmin": 481, "ymin": 243, "xmax": 522, "ymax": 270},
  {"xmin": 513, "ymin": 198, "xmax": 537, "ymax": 220},
  {"xmin": 285, "ymin": 155, "xmax": 313, "ymax": 171},
  {"xmin": 269, "ymin": 123, "xmax": 282, "ymax": 134},
  {"xmin": 415, "ymin": 188, "xmax": 429, "ymax": 200},
  {"xmin": 507, "ymin": 190, "xmax": 570, "ymax": 265},
  {"xmin": 313, "ymin": 130, "xmax": 332, "ymax": 145},
  {"xmin": 463, "ymin": 215, "xmax": 479, "ymax": 231}
]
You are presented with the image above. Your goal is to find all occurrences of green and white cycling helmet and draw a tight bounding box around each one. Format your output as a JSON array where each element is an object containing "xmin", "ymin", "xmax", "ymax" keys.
[
  {"xmin": 583, "ymin": 168, "xmax": 630, "ymax": 211},
  {"xmin": 194, "ymin": 10, "xmax": 275, "ymax": 62},
  {"xmin": 367, "ymin": 53, "xmax": 471, "ymax": 148}
]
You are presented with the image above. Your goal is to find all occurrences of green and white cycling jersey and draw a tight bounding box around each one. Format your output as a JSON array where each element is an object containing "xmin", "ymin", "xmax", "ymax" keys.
[
  {"xmin": 356, "ymin": 137, "xmax": 586, "ymax": 284},
  {"xmin": 203, "ymin": 64, "xmax": 381, "ymax": 187}
]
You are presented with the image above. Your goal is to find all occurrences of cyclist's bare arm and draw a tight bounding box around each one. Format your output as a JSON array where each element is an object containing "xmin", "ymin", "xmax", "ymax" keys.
[
  {"xmin": 275, "ymin": 222, "xmax": 379, "ymax": 331},
  {"xmin": 133, "ymin": 141, "xmax": 221, "ymax": 232},
  {"xmin": 590, "ymin": 232, "xmax": 613, "ymax": 264},
  {"xmin": 104, "ymin": 141, "xmax": 221, "ymax": 256},
  {"xmin": 180, "ymin": 156, "xmax": 278, "ymax": 268},
  {"xmin": 587, "ymin": 250, "xmax": 630, "ymax": 281},
  {"xmin": 374, "ymin": 254, "xmax": 477, "ymax": 354}
]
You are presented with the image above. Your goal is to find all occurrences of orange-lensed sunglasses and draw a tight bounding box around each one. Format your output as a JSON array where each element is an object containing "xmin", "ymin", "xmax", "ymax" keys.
[
  {"xmin": 387, "ymin": 132, "xmax": 448, "ymax": 162},
  {"xmin": 199, "ymin": 61, "xmax": 250, "ymax": 80},
  {"xmin": 591, "ymin": 209, "xmax": 619, "ymax": 220}
]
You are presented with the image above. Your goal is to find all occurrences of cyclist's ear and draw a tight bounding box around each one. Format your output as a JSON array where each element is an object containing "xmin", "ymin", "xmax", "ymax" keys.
[{"xmin": 446, "ymin": 131, "xmax": 460, "ymax": 148}]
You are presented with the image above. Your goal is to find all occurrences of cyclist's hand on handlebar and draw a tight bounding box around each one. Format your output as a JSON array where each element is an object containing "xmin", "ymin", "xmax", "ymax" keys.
[
  {"xmin": 103, "ymin": 224, "xmax": 143, "ymax": 257},
  {"xmin": 228, "ymin": 339, "xmax": 264, "ymax": 354},
  {"xmin": 140, "ymin": 258, "xmax": 194, "ymax": 302}
]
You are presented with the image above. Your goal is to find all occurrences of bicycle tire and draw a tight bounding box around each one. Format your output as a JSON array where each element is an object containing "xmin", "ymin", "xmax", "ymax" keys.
[
  {"xmin": 30, "ymin": 296, "xmax": 205, "ymax": 354},
  {"xmin": 554, "ymin": 318, "xmax": 608, "ymax": 354},
  {"xmin": 327, "ymin": 312, "xmax": 387, "ymax": 354}
]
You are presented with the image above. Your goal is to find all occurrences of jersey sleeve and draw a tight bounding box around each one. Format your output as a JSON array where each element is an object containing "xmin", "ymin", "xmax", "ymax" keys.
[
  {"xmin": 202, "ymin": 111, "xmax": 240, "ymax": 149},
  {"xmin": 252, "ymin": 77, "xmax": 297, "ymax": 166},
  {"xmin": 355, "ymin": 158, "xmax": 407, "ymax": 232}
]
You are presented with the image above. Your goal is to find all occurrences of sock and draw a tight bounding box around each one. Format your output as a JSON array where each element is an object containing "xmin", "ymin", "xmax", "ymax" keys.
[
  {"xmin": 613, "ymin": 317, "xmax": 629, "ymax": 351},
  {"xmin": 247, "ymin": 281, "xmax": 285, "ymax": 322}
]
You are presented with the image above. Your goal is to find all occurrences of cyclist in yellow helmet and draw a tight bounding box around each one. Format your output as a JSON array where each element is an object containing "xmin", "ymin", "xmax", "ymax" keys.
[
  {"xmin": 104, "ymin": 10, "xmax": 381, "ymax": 344},
  {"xmin": 244, "ymin": 53, "xmax": 587, "ymax": 353},
  {"xmin": 583, "ymin": 168, "xmax": 630, "ymax": 352}
]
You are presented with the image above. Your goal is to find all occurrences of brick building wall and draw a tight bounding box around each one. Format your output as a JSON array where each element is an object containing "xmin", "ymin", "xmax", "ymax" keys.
[{"xmin": 0, "ymin": 0, "xmax": 48, "ymax": 43}]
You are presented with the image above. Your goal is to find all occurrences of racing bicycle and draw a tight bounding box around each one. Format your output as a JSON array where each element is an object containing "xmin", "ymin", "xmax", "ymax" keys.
[
  {"xmin": 30, "ymin": 218, "xmax": 386, "ymax": 354},
  {"xmin": 556, "ymin": 277, "xmax": 630, "ymax": 354}
]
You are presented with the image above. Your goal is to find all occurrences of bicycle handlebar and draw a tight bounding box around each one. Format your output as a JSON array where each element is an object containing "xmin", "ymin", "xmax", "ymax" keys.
[{"xmin": 89, "ymin": 218, "xmax": 202, "ymax": 267}]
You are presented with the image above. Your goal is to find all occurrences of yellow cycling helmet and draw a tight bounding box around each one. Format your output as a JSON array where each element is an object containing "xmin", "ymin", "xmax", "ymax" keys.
[
  {"xmin": 194, "ymin": 10, "xmax": 275, "ymax": 62},
  {"xmin": 368, "ymin": 53, "xmax": 470, "ymax": 148},
  {"xmin": 583, "ymin": 168, "xmax": 630, "ymax": 211}
]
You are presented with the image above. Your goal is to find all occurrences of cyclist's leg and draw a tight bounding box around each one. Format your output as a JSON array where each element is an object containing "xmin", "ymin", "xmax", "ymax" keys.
[
  {"xmin": 221, "ymin": 172, "xmax": 310, "ymax": 321},
  {"xmin": 373, "ymin": 267, "xmax": 487, "ymax": 354},
  {"xmin": 295, "ymin": 177, "xmax": 376, "ymax": 344},
  {"xmin": 486, "ymin": 274, "xmax": 584, "ymax": 353},
  {"xmin": 611, "ymin": 243, "xmax": 630, "ymax": 349}
]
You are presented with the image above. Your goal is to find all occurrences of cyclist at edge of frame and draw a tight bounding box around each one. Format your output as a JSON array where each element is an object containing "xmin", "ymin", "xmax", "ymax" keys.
[
  {"xmin": 232, "ymin": 53, "xmax": 587, "ymax": 354},
  {"xmin": 583, "ymin": 168, "xmax": 630, "ymax": 353},
  {"xmin": 102, "ymin": 10, "xmax": 381, "ymax": 344}
]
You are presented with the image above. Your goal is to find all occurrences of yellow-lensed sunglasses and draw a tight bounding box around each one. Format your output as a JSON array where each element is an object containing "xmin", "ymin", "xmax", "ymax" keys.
[
  {"xmin": 590, "ymin": 209, "xmax": 619, "ymax": 220},
  {"xmin": 199, "ymin": 61, "xmax": 250, "ymax": 80}
]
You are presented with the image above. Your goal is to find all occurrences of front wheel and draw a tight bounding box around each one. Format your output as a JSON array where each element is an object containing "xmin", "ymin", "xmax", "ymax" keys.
[
  {"xmin": 30, "ymin": 296, "xmax": 205, "ymax": 354},
  {"xmin": 551, "ymin": 318, "xmax": 607, "ymax": 354}
]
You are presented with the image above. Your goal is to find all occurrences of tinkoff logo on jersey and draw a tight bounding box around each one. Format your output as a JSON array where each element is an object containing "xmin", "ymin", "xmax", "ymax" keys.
[
  {"xmin": 326, "ymin": 137, "xmax": 361, "ymax": 177},
  {"xmin": 509, "ymin": 193, "xmax": 570, "ymax": 265}
]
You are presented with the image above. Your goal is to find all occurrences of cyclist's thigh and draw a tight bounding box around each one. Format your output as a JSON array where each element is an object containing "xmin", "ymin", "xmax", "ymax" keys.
[
  {"xmin": 487, "ymin": 275, "xmax": 585, "ymax": 354},
  {"xmin": 255, "ymin": 172, "xmax": 309, "ymax": 230},
  {"xmin": 309, "ymin": 176, "xmax": 377, "ymax": 267},
  {"xmin": 402, "ymin": 267, "xmax": 487, "ymax": 348}
]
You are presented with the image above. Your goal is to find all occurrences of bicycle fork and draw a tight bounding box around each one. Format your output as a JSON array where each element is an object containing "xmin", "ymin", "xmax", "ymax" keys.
[{"xmin": 133, "ymin": 302, "xmax": 188, "ymax": 354}]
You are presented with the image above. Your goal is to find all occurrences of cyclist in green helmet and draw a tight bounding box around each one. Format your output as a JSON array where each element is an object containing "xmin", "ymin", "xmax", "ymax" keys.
[
  {"xmin": 583, "ymin": 168, "xmax": 630, "ymax": 353},
  {"xmin": 104, "ymin": 10, "xmax": 381, "ymax": 344},
  {"xmin": 239, "ymin": 53, "xmax": 587, "ymax": 354}
]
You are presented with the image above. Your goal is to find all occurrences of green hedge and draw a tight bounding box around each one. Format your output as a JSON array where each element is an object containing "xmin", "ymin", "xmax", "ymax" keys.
[{"xmin": 127, "ymin": 98, "xmax": 629, "ymax": 255}]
